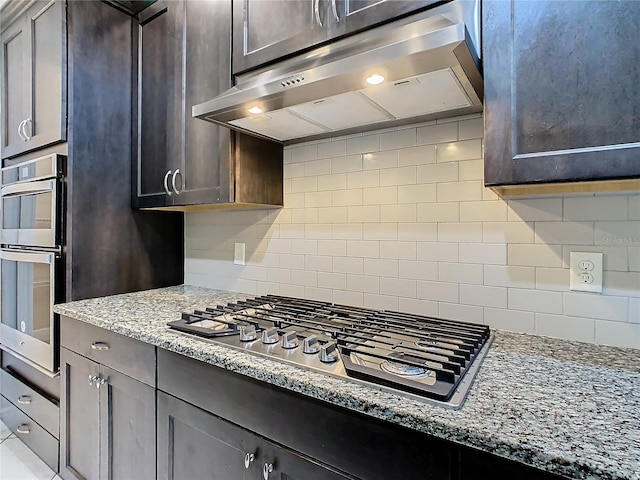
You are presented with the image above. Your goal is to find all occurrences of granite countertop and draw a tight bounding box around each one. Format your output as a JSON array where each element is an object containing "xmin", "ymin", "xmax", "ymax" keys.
[{"xmin": 53, "ymin": 285, "xmax": 640, "ymax": 480}]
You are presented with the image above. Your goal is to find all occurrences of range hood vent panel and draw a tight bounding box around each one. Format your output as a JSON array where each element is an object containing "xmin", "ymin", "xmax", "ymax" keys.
[{"xmin": 194, "ymin": 0, "xmax": 482, "ymax": 144}]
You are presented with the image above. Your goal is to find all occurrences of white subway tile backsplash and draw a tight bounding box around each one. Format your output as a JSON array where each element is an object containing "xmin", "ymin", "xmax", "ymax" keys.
[
  {"xmin": 564, "ymin": 196, "xmax": 628, "ymax": 221},
  {"xmin": 417, "ymin": 280, "xmax": 459, "ymax": 303},
  {"xmin": 417, "ymin": 162, "xmax": 458, "ymax": 184},
  {"xmin": 438, "ymin": 262, "xmax": 484, "ymax": 285},
  {"xmin": 535, "ymin": 221, "xmax": 594, "ymax": 245},
  {"xmin": 484, "ymin": 265, "xmax": 535, "ymax": 289},
  {"xmin": 535, "ymin": 313, "xmax": 595, "ymax": 343},
  {"xmin": 397, "ymin": 184, "xmax": 437, "ymax": 204},
  {"xmin": 379, "ymin": 166, "xmax": 418, "ymax": 186},
  {"xmin": 397, "ymin": 223, "xmax": 438, "ymax": 242},
  {"xmin": 509, "ymin": 288, "xmax": 563, "ymax": 314},
  {"xmin": 484, "ymin": 308, "xmax": 535, "ymax": 333},
  {"xmin": 186, "ymin": 118, "xmax": 639, "ymax": 348},
  {"xmin": 595, "ymin": 320, "xmax": 640, "ymax": 348},
  {"xmin": 398, "ymin": 145, "xmax": 436, "ymax": 166},
  {"xmin": 364, "ymin": 258, "xmax": 399, "ymax": 277},
  {"xmin": 380, "ymin": 128, "xmax": 417, "ymax": 150},
  {"xmin": 564, "ymin": 292, "xmax": 628, "ymax": 322},
  {"xmin": 437, "ymin": 180, "xmax": 482, "ymax": 202},
  {"xmin": 346, "ymin": 134, "xmax": 380, "ymax": 155},
  {"xmin": 436, "ymin": 139, "xmax": 482, "ymax": 163},
  {"xmin": 331, "ymin": 155, "xmax": 362, "ymax": 174},
  {"xmin": 508, "ymin": 244, "xmax": 563, "ymax": 267},
  {"xmin": 508, "ymin": 198, "xmax": 563, "ymax": 222}
]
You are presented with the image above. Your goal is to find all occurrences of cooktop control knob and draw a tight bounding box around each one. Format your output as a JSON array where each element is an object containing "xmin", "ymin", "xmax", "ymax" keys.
[
  {"xmin": 302, "ymin": 335, "xmax": 320, "ymax": 354},
  {"xmin": 239, "ymin": 325, "xmax": 257, "ymax": 342},
  {"xmin": 261, "ymin": 327, "xmax": 279, "ymax": 344},
  {"xmin": 320, "ymin": 342, "xmax": 338, "ymax": 363},
  {"xmin": 281, "ymin": 330, "xmax": 298, "ymax": 349}
]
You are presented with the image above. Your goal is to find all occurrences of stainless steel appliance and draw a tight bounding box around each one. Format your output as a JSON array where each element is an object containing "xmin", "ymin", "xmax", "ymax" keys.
[
  {"xmin": 1, "ymin": 154, "xmax": 64, "ymax": 373},
  {"xmin": 168, "ymin": 295, "xmax": 493, "ymax": 408},
  {"xmin": 193, "ymin": 0, "xmax": 482, "ymax": 144}
]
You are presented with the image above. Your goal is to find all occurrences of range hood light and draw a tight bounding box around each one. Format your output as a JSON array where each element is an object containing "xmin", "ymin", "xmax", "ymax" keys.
[
  {"xmin": 366, "ymin": 73, "xmax": 385, "ymax": 86},
  {"xmin": 247, "ymin": 106, "xmax": 263, "ymax": 115}
]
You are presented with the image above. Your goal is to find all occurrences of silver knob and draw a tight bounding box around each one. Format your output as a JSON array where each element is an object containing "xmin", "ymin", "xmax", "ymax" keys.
[
  {"xmin": 261, "ymin": 327, "xmax": 279, "ymax": 345},
  {"xmin": 88, "ymin": 374, "xmax": 98, "ymax": 386},
  {"xmin": 17, "ymin": 395, "xmax": 32, "ymax": 405},
  {"xmin": 281, "ymin": 331, "xmax": 298, "ymax": 349},
  {"xmin": 303, "ymin": 336, "xmax": 320, "ymax": 354},
  {"xmin": 320, "ymin": 342, "xmax": 338, "ymax": 363},
  {"xmin": 163, "ymin": 170, "xmax": 172, "ymax": 196},
  {"xmin": 95, "ymin": 377, "xmax": 107, "ymax": 389},
  {"xmin": 263, "ymin": 463, "xmax": 274, "ymax": 480},
  {"xmin": 91, "ymin": 341, "xmax": 110, "ymax": 351},
  {"xmin": 239, "ymin": 325, "xmax": 257, "ymax": 342},
  {"xmin": 17, "ymin": 119, "xmax": 26, "ymax": 141},
  {"xmin": 23, "ymin": 117, "xmax": 32, "ymax": 140},
  {"xmin": 16, "ymin": 424, "xmax": 30, "ymax": 435},
  {"xmin": 244, "ymin": 452, "xmax": 255, "ymax": 469}
]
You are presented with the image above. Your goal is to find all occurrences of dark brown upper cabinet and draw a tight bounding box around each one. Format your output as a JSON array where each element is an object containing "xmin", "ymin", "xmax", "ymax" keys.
[
  {"xmin": 0, "ymin": 0, "xmax": 66, "ymax": 160},
  {"xmin": 136, "ymin": 0, "xmax": 282, "ymax": 211},
  {"xmin": 483, "ymin": 0, "xmax": 640, "ymax": 189},
  {"xmin": 232, "ymin": 0, "xmax": 439, "ymax": 75}
]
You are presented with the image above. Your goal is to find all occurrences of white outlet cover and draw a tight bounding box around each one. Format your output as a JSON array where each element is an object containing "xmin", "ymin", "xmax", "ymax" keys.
[
  {"xmin": 234, "ymin": 242, "xmax": 245, "ymax": 266},
  {"xmin": 570, "ymin": 252, "xmax": 603, "ymax": 293}
]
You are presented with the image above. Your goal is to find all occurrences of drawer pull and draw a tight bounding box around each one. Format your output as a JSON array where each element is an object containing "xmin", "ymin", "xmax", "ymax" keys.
[
  {"xmin": 91, "ymin": 342, "xmax": 110, "ymax": 351},
  {"xmin": 17, "ymin": 395, "xmax": 32, "ymax": 405},
  {"xmin": 16, "ymin": 424, "xmax": 31, "ymax": 435}
]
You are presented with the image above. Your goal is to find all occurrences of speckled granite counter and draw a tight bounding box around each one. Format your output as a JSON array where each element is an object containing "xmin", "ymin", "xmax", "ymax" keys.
[{"xmin": 53, "ymin": 285, "xmax": 640, "ymax": 480}]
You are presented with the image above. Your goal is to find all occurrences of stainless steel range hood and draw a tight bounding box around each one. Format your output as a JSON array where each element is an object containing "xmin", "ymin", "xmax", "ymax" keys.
[{"xmin": 193, "ymin": 0, "xmax": 482, "ymax": 145}]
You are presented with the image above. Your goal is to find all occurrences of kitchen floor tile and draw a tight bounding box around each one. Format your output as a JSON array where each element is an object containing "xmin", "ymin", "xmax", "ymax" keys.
[{"xmin": 0, "ymin": 436, "xmax": 56, "ymax": 480}]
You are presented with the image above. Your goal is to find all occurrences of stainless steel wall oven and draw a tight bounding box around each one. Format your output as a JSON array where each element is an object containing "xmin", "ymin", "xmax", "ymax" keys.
[{"xmin": 1, "ymin": 154, "xmax": 65, "ymax": 373}]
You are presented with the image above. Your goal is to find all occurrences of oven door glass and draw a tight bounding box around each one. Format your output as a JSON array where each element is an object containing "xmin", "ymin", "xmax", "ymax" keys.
[
  {"xmin": 1, "ymin": 179, "xmax": 58, "ymax": 248},
  {"xmin": 0, "ymin": 249, "xmax": 56, "ymax": 371}
]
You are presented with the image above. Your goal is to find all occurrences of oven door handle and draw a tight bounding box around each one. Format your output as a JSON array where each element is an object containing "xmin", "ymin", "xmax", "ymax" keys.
[
  {"xmin": 1, "ymin": 179, "xmax": 56, "ymax": 197},
  {"xmin": 0, "ymin": 249, "xmax": 55, "ymax": 264}
]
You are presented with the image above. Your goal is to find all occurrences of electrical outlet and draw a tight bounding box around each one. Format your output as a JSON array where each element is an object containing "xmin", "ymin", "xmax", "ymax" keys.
[
  {"xmin": 234, "ymin": 242, "xmax": 245, "ymax": 266},
  {"xmin": 570, "ymin": 252, "xmax": 603, "ymax": 293}
]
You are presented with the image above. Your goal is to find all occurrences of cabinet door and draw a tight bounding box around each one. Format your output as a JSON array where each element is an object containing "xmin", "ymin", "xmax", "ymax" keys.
[
  {"xmin": 484, "ymin": 0, "xmax": 640, "ymax": 186},
  {"xmin": 59, "ymin": 348, "xmax": 100, "ymax": 480},
  {"xmin": 261, "ymin": 440, "xmax": 353, "ymax": 480},
  {"xmin": 157, "ymin": 391, "xmax": 252, "ymax": 480},
  {"xmin": 136, "ymin": 0, "xmax": 183, "ymax": 208},
  {"xmin": 1, "ymin": 12, "xmax": 30, "ymax": 158},
  {"xmin": 177, "ymin": 0, "xmax": 232, "ymax": 205},
  {"xmin": 232, "ymin": 0, "xmax": 327, "ymax": 74},
  {"xmin": 0, "ymin": 1, "xmax": 65, "ymax": 160},
  {"xmin": 329, "ymin": 0, "xmax": 437, "ymax": 39},
  {"xmin": 99, "ymin": 365, "xmax": 156, "ymax": 480}
]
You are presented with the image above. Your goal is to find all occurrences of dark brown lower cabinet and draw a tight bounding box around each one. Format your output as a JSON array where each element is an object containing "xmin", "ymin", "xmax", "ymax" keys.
[
  {"xmin": 157, "ymin": 391, "xmax": 352, "ymax": 480},
  {"xmin": 59, "ymin": 348, "xmax": 155, "ymax": 480}
]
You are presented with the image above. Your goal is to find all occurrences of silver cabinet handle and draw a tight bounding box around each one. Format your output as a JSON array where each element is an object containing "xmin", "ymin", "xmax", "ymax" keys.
[
  {"xmin": 17, "ymin": 395, "xmax": 32, "ymax": 405},
  {"xmin": 263, "ymin": 463, "xmax": 274, "ymax": 480},
  {"xmin": 91, "ymin": 342, "xmax": 110, "ymax": 351},
  {"xmin": 171, "ymin": 169, "xmax": 182, "ymax": 195},
  {"xmin": 244, "ymin": 452, "xmax": 255, "ymax": 469},
  {"xmin": 16, "ymin": 424, "xmax": 31, "ymax": 435},
  {"xmin": 88, "ymin": 374, "xmax": 98, "ymax": 386},
  {"xmin": 163, "ymin": 170, "xmax": 172, "ymax": 196},
  {"xmin": 331, "ymin": 0, "xmax": 339, "ymax": 22},
  {"xmin": 314, "ymin": 0, "xmax": 323, "ymax": 28},
  {"xmin": 95, "ymin": 377, "xmax": 107, "ymax": 389},
  {"xmin": 17, "ymin": 120, "xmax": 26, "ymax": 141},
  {"xmin": 23, "ymin": 117, "xmax": 32, "ymax": 140}
]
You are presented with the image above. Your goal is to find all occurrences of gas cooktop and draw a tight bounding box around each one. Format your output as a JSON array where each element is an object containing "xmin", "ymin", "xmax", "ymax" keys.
[{"xmin": 167, "ymin": 295, "xmax": 493, "ymax": 409}]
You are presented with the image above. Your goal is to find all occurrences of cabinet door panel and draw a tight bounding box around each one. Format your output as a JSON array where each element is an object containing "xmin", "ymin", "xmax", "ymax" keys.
[
  {"xmin": 484, "ymin": 0, "xmax": 640, "ymax": 186},
  {"xmin": 137, "ymin": 1, "xmax": 182, "ymax": 206},
  {"xmin": 262, "ymin": 440, "xmax": 353, "ymax": 480},
  {"xmin": 232, "ymin": 0, "xmax": 327, "ymax": 74},
  {"xmin": 180, "ymin": 0, "xmax": 231, "ymax": 205},
  {"xmin": 100, "ymin": 366, "xmax": 156, "ymax": 480},
  {"xmin": 157, "ymin": 391, "xmax": 250, "ymax": 480},
  {"xmin": 1, "ymin": 15, "xmax": 29, "ymax": 158},
  {"xmin": 28, "ymin": 0, "xmax": 65, "ymax": 150},
  {"xmin": 59, "ymin": 348, "xmax": 100, "ymax": 480}
]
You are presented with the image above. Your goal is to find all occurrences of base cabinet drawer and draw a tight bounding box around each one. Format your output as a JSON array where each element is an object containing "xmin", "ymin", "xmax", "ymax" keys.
[
  {"xmin": 0, "ymin": 395, "xmax": 59, "ymax": 472},
  {"xmin": 0, "ymin": 368, "xmax": 59, "ymax": 438}
]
